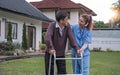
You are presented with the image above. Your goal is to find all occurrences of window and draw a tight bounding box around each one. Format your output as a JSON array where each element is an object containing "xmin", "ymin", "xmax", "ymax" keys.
[
  {"xmin": 0, "ymin": 21, "xmax": 1, "ymax": 36},
  {"xmin": 5, "ymin": 22, "xmax": 18, "ymax": 39},
  {"xmin": 12, "ymin": 23, "xmax": 17, "ymax": 39}
]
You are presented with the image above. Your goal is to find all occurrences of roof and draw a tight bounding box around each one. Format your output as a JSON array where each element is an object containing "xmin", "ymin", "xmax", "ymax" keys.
[
  {"xmin": 0, "ymin": 0, "xmax": 52, "ymax": 22},
  {"xmin": 77, "ymin": 3, "xmax": 97, "ymax": 16},
  {"xmin": 31, "ymin": 0, "xmax": 97, "ymax": 16}
]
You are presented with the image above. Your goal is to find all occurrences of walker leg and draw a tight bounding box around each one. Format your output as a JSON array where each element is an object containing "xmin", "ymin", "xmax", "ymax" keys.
[
  {"xmin": 54, "ymin": 53, "xmax": 56, "ymax": 75},
  {"xmin": 75, "ymin": 54, "xmax": 77, "ymax": 74},
  {"xmin": 48, "ymin": 54, "xmax": 52, "ymax": 75}
]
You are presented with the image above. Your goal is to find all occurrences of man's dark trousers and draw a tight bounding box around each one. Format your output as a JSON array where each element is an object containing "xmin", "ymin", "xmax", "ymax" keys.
[{"xmin": 45, "ymin": 52, "xmax": 66, "ymax": 75}]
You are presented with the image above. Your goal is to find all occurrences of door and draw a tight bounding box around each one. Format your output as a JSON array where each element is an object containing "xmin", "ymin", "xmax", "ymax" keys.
[{"xmin": 27, "ymin": 26, "xmax": 36, "ymax": 50}]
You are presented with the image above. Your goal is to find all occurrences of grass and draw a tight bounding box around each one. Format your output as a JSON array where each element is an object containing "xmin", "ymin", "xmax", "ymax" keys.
[
  {"xmin": 0, "ymin": 52, "xmax": 120, "ymax": 75},
  {"xmin": 0, "ymin": 57, "xmax": 45, "ymax": 75},
  {"xmin": 90, "ymin": 52, "xmax": 120, "ymax": 75}
]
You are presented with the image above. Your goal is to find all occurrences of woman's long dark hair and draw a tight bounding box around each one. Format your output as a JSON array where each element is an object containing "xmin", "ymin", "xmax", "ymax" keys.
[{"xmin": 81, "ymin": 14, "xmax": 93, "ymax": 30}]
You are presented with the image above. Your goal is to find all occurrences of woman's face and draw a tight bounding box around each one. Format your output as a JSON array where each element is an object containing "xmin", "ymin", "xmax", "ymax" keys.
[{"xmin": 78, "ymin": 17, "xmax": 86, "ymax": 27}]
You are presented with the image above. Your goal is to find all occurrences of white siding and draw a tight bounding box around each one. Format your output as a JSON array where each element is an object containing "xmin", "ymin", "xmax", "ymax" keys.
[
  {"xmin": 0, "ymin": 18, "xmax": 5, "ymax": 42},
  {"xmin": 43, "ymin": 11, "xmax": 55, "ymax": 20},
  {"xmin": 35, "ymin": 22, "xmax": 42, "ymax": 50},
  {"xmin": 8, "ymin": 19, "xmax": 23, "ymax": 43},
  {"xmin": 0, "ymin": 10, "xmax": 42, "ymax": 50},
  {"xmin": 68, "ymin": 11, "xmax": 79, "ymax": 25},
  {"xmin": 0, "ymin": 17, "xmax": 24, "ymax": 43},
  {"xmin": 42, "ymin": 10, "xmax": 79, "ymax": 25}
]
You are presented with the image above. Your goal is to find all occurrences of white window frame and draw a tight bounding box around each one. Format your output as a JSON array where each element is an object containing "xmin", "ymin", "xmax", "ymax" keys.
[{"xmin": 5, "ymin": 22, "xmax": 18, "ymax": 39}]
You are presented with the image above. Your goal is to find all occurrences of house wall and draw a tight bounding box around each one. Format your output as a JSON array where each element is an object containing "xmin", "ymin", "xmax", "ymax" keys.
[
  {"xmin": 42, "ymin": 10, "xmax": 79, "ymax": 25},
  {"xmin": 68, "ymin": 11, "xmax": 79, "ymax": 25},
  {"xmin": 35, "ymin": 23, "xmax": 42, "ymax": 50},
  {"xmin": 0, "ymin": 18, "xmax": 4, "ymax": 41},
  {"xmin": 0, "ymin": 17, "xmax": 23, "ymax": 43},
  {"xmin": 43, "ymin": 11, "xmax": 55, "ymax": 20},
  {"xmin": 0, "ymin": 10, "xmax": 42, "ymax": 50}
]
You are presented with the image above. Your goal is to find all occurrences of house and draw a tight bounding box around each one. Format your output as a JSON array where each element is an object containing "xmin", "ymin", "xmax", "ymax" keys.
[
  {"xmin": 30, "ymin": 0, "xmax": 97, "ymax": 51},
  {"xmin": 0, "ymin": 0, "xmax": 51, "ymax": 51},
  {"xmin": 31, "ymin": 0, "xmax": 97, "ymax": 32},
  {"xmin": 30, "ymin": 0, "xmax": 120, "ymax": 51}
]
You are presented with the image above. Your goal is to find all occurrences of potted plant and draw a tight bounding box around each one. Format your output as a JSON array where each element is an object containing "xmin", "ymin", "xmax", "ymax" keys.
[{"xmin": 39, "ymin": 42, "xmax": 46, "ymax": 53}]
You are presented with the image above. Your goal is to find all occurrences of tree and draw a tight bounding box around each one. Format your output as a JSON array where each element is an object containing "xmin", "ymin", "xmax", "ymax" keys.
[
  {"xmin": 94, "ymin": 21, "xmax": 106, "ymax": 28},
  {"xmin": 111, "ymin": 0, "xmax": 120, "ymax": 24},
  {"xmin": 7, "ymin": 22, "xmax": 12, "ymax": 43},
  {"xmin": 22, "ymin": 23, "xmax": 28, "ymax": 50}
]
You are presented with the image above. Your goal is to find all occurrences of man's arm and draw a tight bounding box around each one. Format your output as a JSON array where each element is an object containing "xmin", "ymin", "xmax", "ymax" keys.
[
  {"xmin": 45, "ymin": 23, "xmax": 55, "ymax": 54},
  {"xmin": 67, "ymin": 24, "xmax": 79, "ymax": 50}
]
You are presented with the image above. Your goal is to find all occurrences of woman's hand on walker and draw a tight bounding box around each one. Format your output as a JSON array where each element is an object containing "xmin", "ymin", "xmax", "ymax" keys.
[
  {"xmin": 80, "ymin": 48, "xmax": 84, "ymax": 54},
  {"xmin": 77, "ymin": 48, "xmax": 84, "ymax": 54}
]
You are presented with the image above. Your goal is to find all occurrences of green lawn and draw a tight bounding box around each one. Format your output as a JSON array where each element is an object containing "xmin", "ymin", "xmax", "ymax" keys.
[{"xmin": 0, "ymin": 52, "xmax": 120, "ymax": 75}]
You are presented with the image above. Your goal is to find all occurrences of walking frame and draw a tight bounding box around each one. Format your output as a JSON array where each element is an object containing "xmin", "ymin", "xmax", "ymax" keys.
[{"xmin": 48, "ymin": 52, "xmax": 83, "ymax": 75}]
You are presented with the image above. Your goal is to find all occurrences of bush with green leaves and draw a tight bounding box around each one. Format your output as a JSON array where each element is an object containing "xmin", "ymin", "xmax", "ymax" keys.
[
  {"xmin": 7, "ymin": 22, "xmax": 12, "ymax": 43},
  {"xmin": 14, "ymin": 49, "xmax": 25, "ymax": 56},
  {"xmin": 0, "ymin": 42, "xmax": 14, "ymax": 51},
  {"xmin": 0, "ymin": 42, "xmax": 23, "ymax": 55},
  {"xmin": 14, "ymin": 42, "xmax": 22, "ymax": 49},
  {"xmin": 91, "ymin": 47, "xmax": 102, "ymax": 52},
  {"xmin": 0, "ymin": 42, "xmax": 15, "ymax": 55},
  {"xmin": 39, "ymin": 43, "xmax": 46, "ymax": 50},
  {"xmin": 22, "ymin": 23, "xmax": 28, "ymax": 50},
  {"xmin": 3, "ymin": 51, "xmax": 15, "ymax": 56},
  {"xmin": 106, "ymin": 48, "xmax": 112, "ymax": 52}
]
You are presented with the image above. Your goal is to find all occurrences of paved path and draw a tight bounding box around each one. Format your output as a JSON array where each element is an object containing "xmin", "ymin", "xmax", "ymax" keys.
[{"xmin": 0, "ymin": 53, "xmax": 45, "ymax": 62}]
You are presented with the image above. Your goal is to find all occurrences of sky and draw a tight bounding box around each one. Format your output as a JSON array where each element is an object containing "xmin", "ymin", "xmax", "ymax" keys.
[{"xmin": 26, "ymin": 0, "xmax": 118, "ymax": 23}]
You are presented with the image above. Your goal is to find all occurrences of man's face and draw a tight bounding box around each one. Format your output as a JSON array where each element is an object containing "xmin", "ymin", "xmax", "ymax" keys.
[{"xmin": 60, "ymin": 16, "xmax": 68, "ymax": 26}]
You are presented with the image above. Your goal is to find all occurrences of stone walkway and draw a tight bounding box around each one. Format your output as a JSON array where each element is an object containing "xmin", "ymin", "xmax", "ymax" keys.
[
  {"xmin": 0, "ymin": 52, "xmax": 71, "ymax": 62},
  {"xmin": 0, "ymin": 52, "xmax": 45, "ymax": 62}
]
